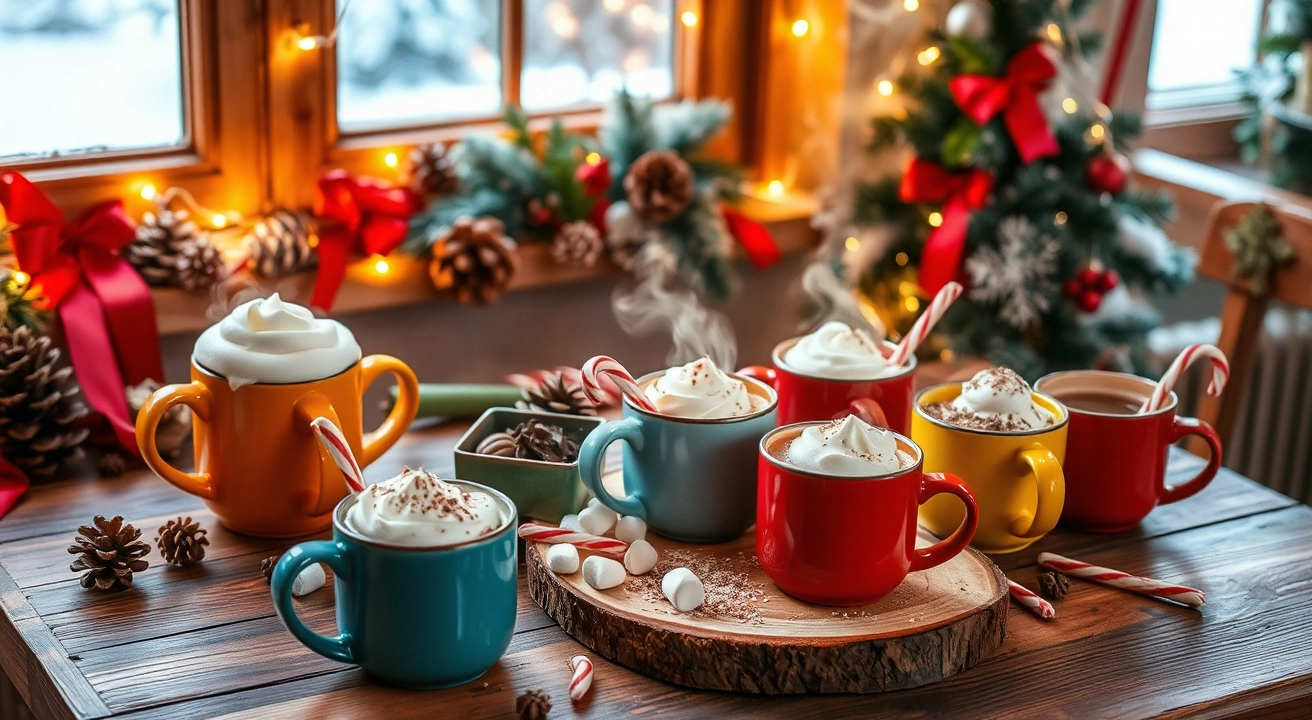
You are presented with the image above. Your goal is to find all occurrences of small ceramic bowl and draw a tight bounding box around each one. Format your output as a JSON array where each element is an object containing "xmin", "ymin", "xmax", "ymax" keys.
[{"xmin": 455, "ymin": 408, "xmax": 603, "ymax": 523}]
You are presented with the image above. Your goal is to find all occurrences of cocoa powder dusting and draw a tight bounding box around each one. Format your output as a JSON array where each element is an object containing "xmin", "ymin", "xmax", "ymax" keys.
[
  {"xmin": 626, "ymin": 549, "xmax": 771, "ymax": 624},
  {"xmin": 921, "ymin": 401, "xmax": 1034, "ymax": 432}
]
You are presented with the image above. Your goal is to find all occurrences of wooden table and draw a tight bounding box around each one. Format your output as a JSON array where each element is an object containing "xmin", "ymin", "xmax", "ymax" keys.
[{"xmin": 2, "ymin": 422, "xmax": 1311, "ymax": 718}]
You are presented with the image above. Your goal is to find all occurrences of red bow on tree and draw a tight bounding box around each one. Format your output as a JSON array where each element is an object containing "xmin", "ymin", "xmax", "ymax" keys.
[
  {"xmin": 0, "ymin": 173, "xmax": 164, "ymax": 457},
  {"xmin": 950, "ymin": 42, "xmax": 1060, "ymax": 164},
  {"xmin": 313, "ymin": 170, "xmax": 423, "ymax": 312},
  {"xmin": 898, "ymin": 158, "xmax": 994, "ymax": 295}
]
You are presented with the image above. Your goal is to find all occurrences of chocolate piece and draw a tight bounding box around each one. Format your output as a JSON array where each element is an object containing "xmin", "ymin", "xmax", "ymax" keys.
[{"xmin": 1038, "ymin": 570, "xmax": 1070, "ymax": 600}]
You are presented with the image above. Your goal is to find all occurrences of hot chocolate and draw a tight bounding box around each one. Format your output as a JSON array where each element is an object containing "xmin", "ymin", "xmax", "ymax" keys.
[
  {"xmin": 772, "ymin": 416, "xmax": 913, "ymax": 476},
  {"xmin": 642, "ymin": 357, "xmax": 768, "ymax": 419},
  {"xmin": 922, "ymin": 367, "xmax": 1055, "ymax": 432},
  {"xmin": 780, "ymin": 321, "xmax": 900, "ymax": 380},
  {"xmin": 346, "ymin": 467, "xmax": 504, "ymax": 547}
]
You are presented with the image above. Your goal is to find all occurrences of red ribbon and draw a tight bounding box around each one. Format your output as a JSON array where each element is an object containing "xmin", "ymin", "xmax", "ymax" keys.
[
  {"xmin": 0, "ymin": 172, "xmax": 164, "ymax": 463},
  {"xmin": 312, "ymin": 170, "xmax": 422, "ymax": 312},
  {"xmin": 0, "ymin": 453, "xmax": 26, "ymax": 520},
  {"xmin": 898, "ymin": 158, "xmax": 994, "ymax": 295},
  {"xmin": 721, "ymin": 208, "xmax": 781, "ymax": 270},
  {"xmin": 950, "ymin": 43, "xmax": 1060, "ymax": 164}
]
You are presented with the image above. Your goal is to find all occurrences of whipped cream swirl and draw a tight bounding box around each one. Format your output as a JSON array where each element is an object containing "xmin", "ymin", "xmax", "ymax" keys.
[
  {"xmin": 949, "ymin": 367, "xmax": 1055, "ymax": 431},
  {"xmin": 786, "ymin": 416, "xmax": 903, "ymax": 476},
  {"xmin": 644, "ymin": 358, "xmax": 766, "ymax": 419},
  {"xmin": 782, "ymin": 321, "xmax": 896, "ymax": 380},
  {"xmin": 346, "ymin": 468, "xmax": 504, "ymax": 547},
  {"xmin": 193, "ymin": 294, "xmax": 361, "ymax": 389}
]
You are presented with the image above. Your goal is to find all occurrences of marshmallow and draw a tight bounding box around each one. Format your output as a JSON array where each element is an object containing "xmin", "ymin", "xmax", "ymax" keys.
[
  {"xmin": 578, "ymin": 503, "xmax": 617, "ymax": 536},
  {"xmin": 623, "ymin": 540, "xmax": 658, "ymax": 575},
  {"xmin": 582, "ymin": 556, "xmax": 626, "ymax": 590},
  {"xmin": 547, "ymin": 544, "xmax": 580, "ymax": 574},
  {"xmin": 661, "ymin": 567, "xmax": 705, "ymax": 612},
  {"xmin": 615, "ymin": 516, "xmax": 647, "ymax": 544},
  {"xmin": 560, "ymin": 513, "xmax": 583, "ymax": 532},
  {"xmin": 292, "ymin": 563, "xmax": 326, "ymax": 596}
]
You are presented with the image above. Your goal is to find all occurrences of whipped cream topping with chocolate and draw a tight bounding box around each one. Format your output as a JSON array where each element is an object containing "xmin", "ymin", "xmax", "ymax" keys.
[
  {"xmin": 923, "ymin": 367, "xmax": 1055, "ymax": 432},
  {"xmin": 786, "ymin": 416, "xmax": 903, "ymax": 476},
  {"xmin": 346, "ymin": 468, "xmax": 503, "ymax": 547},
  {"xmin": 781, "ymin": 321, "xmax": 898, "ymax": 379},
  {"xmin": 643, "ymin": 358, "xmax": 767, "ymax": 419},
  {"xmin": 194, "ymin": 294, "xmax": 361, "ymax": 389}
]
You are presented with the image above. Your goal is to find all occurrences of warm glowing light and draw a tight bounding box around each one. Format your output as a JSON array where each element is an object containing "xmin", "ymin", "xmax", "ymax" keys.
[
  {"xmin": 297, "ymin": 35, "xmax": 321, "ymax": 51},
  {"xmin": 552, "ymin": 15, "xmax": 579, "ymax": 37},
  {"xmin": 917, "ymin": 46, "xmax": 941, "ymax": 66},
  {"xmin": 903, "ymin": 0, "xmax": 919, "ymax": 10},
  {"xmin": 630, "ymin": 3, "xmax": 653, "ymax": 27},
  {"xmin": 212, "ymin": 214, "xmax": 228, "ymax": 229},
  {"xmin": 940, "ymin": 348, "xmax": 956, "ymax": 362},
  {"xmin": 845, "ymin": 237, "xmax": 860, "ymax": 252},
  {"xmin": 1046, "ymin": 23, "xmax": 1062, "ymax": 44},
  {"xmin": 1054, "ymin": 211, "xmax": 1068, "ymax": 226},
  {"xmin": 373, "ymin": 256, "xmax": 391, "ymax": 275},
  {"xmin": 384, "ymin": 152, "xmax": 399, "ymax": 168},
  {"xmin": 307, "ymin": 234, "xmax": 319, "ymax": 249},
  {"xmin": 767, "ymin": 180, "xmax": 785, "ymax": 196},
  {"xmin": 622, "ymin": 50, "xmax": 651, "ymax": 73},
  {"xmin": 681, "ymin": 11, "xmax": 698, "ymax": 27},
  {"xmin": 1062, "ymin": 97, "xmax": 1078, "ymax": 114},
  {"xmin": 10, "ymin": 270, "xmax": 30, "ymax": 287},
  {"xmin": 895, "ymin": 252, "xmax": 909, "ymax": 266},
  {"xmin": 139, "ymin": 183, "xmax": 157, "ymax": 201},
  {"xmin": 791, "ymin": 19, "xmax": 809, "ymax": 37},
  {"xmin": 904, "ymin": 296, "xmax": 921, "ymax": 312},
  {"xmin": 604, "ymin": 0, "xmax": 625, "ymax": 12},
  {"xmin": 1090, "ymin": 124, "xmax": 1106, "ymax": 140},
  {"xmin": 877, "ymin": 79, "xmax": 894, "ymax": 96},
  {"xmin": 585, "ymin": 152, "xmax": 602, "ymax": 166},
  {"xmin": 899, "ymin": 281, "xmax": 918, "ymax": 297},
  {"xmin": 928, "ymin": 211, "xmax": 943, "ymax": 227}
]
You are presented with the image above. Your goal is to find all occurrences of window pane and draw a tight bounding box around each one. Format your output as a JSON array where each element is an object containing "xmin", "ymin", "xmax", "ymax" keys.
[
  {"xmin": 1147, "ymin": 0, "xmax": 1261, "ymax": 95},
  {"xmin": 522, "ymin": 0, "xmax": 675, "ymax": 111},
  {"xmin": 336, "ymin": 0, "xmax": 501, "ymax": 132},
  {"xmin": 0, "ymin": 0, "xmax": 185, "ymax": 160}
]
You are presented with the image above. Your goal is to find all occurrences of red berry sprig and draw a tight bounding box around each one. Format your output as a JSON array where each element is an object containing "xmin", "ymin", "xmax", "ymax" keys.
[{"xmin": 1063, "ymin": 265, "xmax": 1120, "ymax": 313}]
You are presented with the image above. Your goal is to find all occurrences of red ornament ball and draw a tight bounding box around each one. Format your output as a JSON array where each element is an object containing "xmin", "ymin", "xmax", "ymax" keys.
[
  {"xmin": 1085, "ymin": 153, "xmax": 1130, "ymax": 196},
  {"xmin": 1062, "ymin": 278, "xmax": 1082, "ymax": 298},
  {"xmin": 1099, "ymin": 269, "xmax": 1120, "ymax": 291},
  {"xmin": 1078, "ymin": 289, "xmax": 1103, "ymax": 313},
  {"xmin": 1078, "ymin": 267, "xmax": 1103, "ymax": 288}
]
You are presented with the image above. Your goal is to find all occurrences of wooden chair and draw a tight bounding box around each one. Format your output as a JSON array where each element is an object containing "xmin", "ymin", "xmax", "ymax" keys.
[{"xmin": 1191, "ymin": 201, "xmax": 1312, "ymax": 453}]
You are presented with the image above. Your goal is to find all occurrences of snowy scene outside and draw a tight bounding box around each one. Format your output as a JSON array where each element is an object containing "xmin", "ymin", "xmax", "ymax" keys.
[{"xmin": 1147, "ymin": 0, "xmax": 1261, "ymax": 98}]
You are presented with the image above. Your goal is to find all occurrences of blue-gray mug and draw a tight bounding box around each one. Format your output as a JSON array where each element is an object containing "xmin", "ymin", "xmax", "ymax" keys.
[
  {"xmin": 579, "ymin": 371, "xmax": 777, "ymax": 543},
  {"xmin": 271, "ymin": 482, "xmax": 518, "ymax": 689}
]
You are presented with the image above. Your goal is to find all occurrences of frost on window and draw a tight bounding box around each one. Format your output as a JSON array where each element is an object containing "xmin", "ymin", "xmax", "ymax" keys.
[
  {"xmin": 522, "ymin": 0, "xmax": 675, "ymax": 111},
  {"xmin": 1147, "ymin": 0, "xmax": 1261, "ymax": 96},
  {"xmin": 0, "ymin": 0, "xmax": 186, "ymax": 160},
  {"xmin": 335, "ymin": 0, "xmax": 502, "ymax": 132}
]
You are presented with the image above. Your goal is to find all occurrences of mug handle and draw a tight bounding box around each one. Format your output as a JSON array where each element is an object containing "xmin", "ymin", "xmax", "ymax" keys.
[
  {"xmin": 271, "ymin": 540, "xmax": 355, "ymax": 664},
  {"xmin": 135, "ymin": 382, "xmax": 216, "ymax": 501},
  {"xmin": 294, "ymin": 393, "xmax": 350, "ymax": 517},
  {"xmin": 840, "ymin": 398, "xmax": 889, "ymax": 429},
  {"xmin": 910, "ymin": 472, "xmax": 979, "ymax": 572},
  {"xmin": 736, "ymin": 366, "xmax": 777, "ymax": 385},
  {"xmin": 577, "ymin": 417, "xmax": 648, "ymax": 518},
  {"xmin": 1159, "ymin": 416, "xmax": 1222, "ymax": 505},
  {"xmin": 1009, "ymin": 442, "xmax": 1065, "ymax": 539},
  {"xmin": 358, "ymin": 355, "xmax": 420, "ymax": 467}
]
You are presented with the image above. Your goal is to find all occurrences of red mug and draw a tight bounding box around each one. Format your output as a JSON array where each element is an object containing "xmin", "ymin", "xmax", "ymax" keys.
[
  {"xmin": 756, "ymin": 422, "xmax": 979, "ymax": 606},
  {"xmin": 1034, "ymin": 370, "xmax": 1223, "ymax": 533},
  {"xmin": 740, "ymin": 338, "xmax": 917, "ymax": 433}
]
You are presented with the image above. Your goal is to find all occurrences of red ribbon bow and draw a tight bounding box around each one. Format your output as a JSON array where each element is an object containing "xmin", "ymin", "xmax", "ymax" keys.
[
  {"xmin": 312, "ymin": 170, "xmax": 423, "ymax": 312},
  {"xmin": 0, "ymin": 173, "xmax": 164, "ymax": 467},
  {"xmin": 950, "ymin": 42, "xmax": 1060, "ymax": 164},
  {"xmin": 898, "ymin": 158, "xmax": 994, "ymax": 295}
]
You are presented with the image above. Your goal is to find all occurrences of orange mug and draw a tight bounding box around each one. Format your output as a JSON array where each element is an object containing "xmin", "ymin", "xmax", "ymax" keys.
[{"xmin": 136, "ymin": 357, "xmax": 419, "ymax": 538}]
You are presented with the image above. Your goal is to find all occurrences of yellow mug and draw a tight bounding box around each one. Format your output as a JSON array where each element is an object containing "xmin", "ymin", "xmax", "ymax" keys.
[
  {"xmin": 136, "ymin": 357, "xmax": 419, "ymax": 538},
  {"xmin": 911, "ymin": 383, "xmax": 1068, "ymax": 554}
]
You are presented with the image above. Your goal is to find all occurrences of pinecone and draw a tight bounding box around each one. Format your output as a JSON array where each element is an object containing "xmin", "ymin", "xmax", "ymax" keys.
[
  {"xmin": 476, "ymin": 420, "xmax": 579, "ymax": 464},
  {"xmin": 125, "ymin": 207, "xmax": 205, "ymax": 287},
  {"xmin": 624, "ymin": 150, "xmax": 694, "ymax": 224},
  {"xmin": 516, "ymin": 690, "xmax": 551, "ymax": 720},
  {"xmin": 428, "ymin": 216, "xmax": 518, "ymax": 304},
  {"xmin": 98, "ymin": 453, "xmax": 126, "ymax": 478},
  {"xmin": 1038, "ymin": 571, "xmax": 1069, "ymax": 600},
  {"xmin": 67, "ymin": 515, "xmax": 150, "ymax": 591},
  {"xmin": 174, "ymin": 238, "xmax": 227, "ymax": 291},
  {"xmin": 403, "ymin": 143, "xmax": 460, "ymax": 199},
  {"xmin": 0, "ymin": 327, "xmax": 90, "ymax": 477},
  {"xmin": 156, "ymin": 516, "xmax": 210, "ymax": 567},
  {"xmin": 261, "ymin": 555, "xmax": 279, "ymax": 583},
  {"xmin": 126, "ymin": 379, "xmax": 191, "ymax": 461},
  {"xmin": 517, "ymin": 372, "xmax": 596, "ymax": 416},
  {"xmin": 551, "ymin": 221, "xmax": 603, "ymax": 269},
  {"xmin": 243, "ymin": 210, "xmax": 318, "ymax": 278}
]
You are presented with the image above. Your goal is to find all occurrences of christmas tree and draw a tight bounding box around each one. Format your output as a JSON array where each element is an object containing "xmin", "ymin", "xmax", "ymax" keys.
[{"xmin": 850, "ymin": 0, "xmax": 1196, "ymax": 379}]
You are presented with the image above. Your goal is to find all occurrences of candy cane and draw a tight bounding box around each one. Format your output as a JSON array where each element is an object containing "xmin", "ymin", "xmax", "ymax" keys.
[
  {"xmin": 581, "ymin": 356, "xmax": 657, "ymax": 412},
  {"xmin": 518, "ymin": 522, "xmax": 628, "ymax": 556},
  {"xmin": 310, "ymin": 417, "xmax": 366, "ymax": 494},
  {"xmin": 568, "ymin": 655, "xmax": 594, "ymax": 701},
  {"xmin": 888, "ymin": 281, "xmax": 963, "ymax": 367},
  {"xmin": 1037, "ymin": 553, "xmax": 1205, "ymax": 608},
  {"xmin": 1007, "ymin": 580, "xmax": 1055, "ymax": 619},
  {"xmin": 1141, "ymin": 343, "xmax": 1229, "ymax": 413}
]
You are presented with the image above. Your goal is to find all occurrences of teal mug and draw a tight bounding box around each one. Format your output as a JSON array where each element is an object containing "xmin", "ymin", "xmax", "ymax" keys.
[
  {"xmin": 271, "ymin": 482, "xmax": 518, "ymax": 689},
  {"xmin": 578, "ymin": 371, "xmax": 777, "ymax": 543}
]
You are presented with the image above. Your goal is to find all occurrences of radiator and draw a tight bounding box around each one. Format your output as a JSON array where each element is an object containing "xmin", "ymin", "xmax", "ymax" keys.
[{"xmin": 1149, "ymin": 308, "xmax": 1312, "ymax": 504}]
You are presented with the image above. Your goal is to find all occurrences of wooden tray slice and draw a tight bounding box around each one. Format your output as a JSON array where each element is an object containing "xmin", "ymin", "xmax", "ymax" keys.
[{"xmin": 526, "ymin": 490, "xmax": 1008, "ymax": 693}]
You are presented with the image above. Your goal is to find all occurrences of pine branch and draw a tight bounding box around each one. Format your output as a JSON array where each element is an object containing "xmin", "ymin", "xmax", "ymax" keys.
[
  {"xmin": 654, "ymin": 100, "xmax": 732, "ymax": 155},
  {"xmin": 600, "ymin": 91, "xmax": 657, "ymax": 200}
]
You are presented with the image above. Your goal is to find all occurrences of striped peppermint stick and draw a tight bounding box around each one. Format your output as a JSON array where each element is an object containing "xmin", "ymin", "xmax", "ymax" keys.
[
  {"xmin": 1141, "ymin": 343, "xmax": 1229, "ymax": 413},
  {"xmin": 888, "ymin": 281, "xmax": 963, "ymax": 367},
  {"xmin": 310, "ymin": 417, "xmax": 366, "ymax": 494},
  {"xmin": 1007, "ymin": 580, "xmax": 1055, "ymax": 619},
  {"xmin": 581, "ymin": 356, "xmax": 657, "ymax": 412},
  {"xmin": 517, "ymin": 522, "xmax": 628, "ymax": 556},
  {"xmin": 568, "ymin": 655, "xmax": 594, "ymax": 701},
  {"xmin": 1038, "ymin": 552, "xmax": 1205, "ymax": 608}
]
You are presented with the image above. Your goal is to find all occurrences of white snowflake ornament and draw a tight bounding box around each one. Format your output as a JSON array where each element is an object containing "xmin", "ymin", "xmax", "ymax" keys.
[{"xmin": 965, "ymin": 216, "xmax": 1060, "ymax": 330}]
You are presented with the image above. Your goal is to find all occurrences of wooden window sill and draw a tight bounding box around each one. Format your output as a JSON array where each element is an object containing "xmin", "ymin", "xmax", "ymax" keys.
[{"xmin": 152, "ymin": 192, "xmax": 820, "ymax": 336}]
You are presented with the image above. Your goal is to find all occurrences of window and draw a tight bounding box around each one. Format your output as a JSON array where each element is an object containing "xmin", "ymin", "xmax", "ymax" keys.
[{"xmin": 1145, "ymin": 0, "xmax": 1264, "ymax": 111}]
